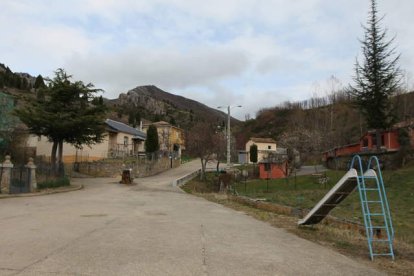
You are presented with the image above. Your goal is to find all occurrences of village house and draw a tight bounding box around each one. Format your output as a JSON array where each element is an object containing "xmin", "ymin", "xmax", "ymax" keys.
[
  {"xmin": 258, "ymin": 148, "xmax": 289, "ymax": 179},
  {"xmin": 322, "ymin": 120, "xmax": 414, "ymax": 166},
  {"xmin": 244, "ymin": 137, "xmax": 277, "ymax": 164},
  {"xmin": 27, "ymin": 119, "xmax": 146, "ymax": 163},
  {"xmin": 142, "ymin": 121, "xmax": 185, "ymax": 157}
]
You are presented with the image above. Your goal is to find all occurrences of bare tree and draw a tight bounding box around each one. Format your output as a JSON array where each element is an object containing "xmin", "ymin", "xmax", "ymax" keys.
[{"xmin": 187, "ymin": 122, "xmax": 224, "ymax": 180}]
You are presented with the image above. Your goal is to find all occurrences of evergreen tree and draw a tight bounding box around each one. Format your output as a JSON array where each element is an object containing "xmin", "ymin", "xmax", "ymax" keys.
[
  {"xmin": 128, "ymin": 111, "xmax": 136, "ymax": 127},
  {"xmin": 249, "ymin": 144, "xmax": 258, "ymax": 163},
  {"xmin": 145, "ymin": 124, "xmax": 159, "ymax": 154},
  {"xmin": 349, "ymin": 0, "xmax": 401, "ymax": 145},
  {"xmin": 34, "ymin": 74, "xmax": 46, "ymax": 89},
  {"xmin": 15, "ymin": 68, "xmax": 107, "ymax": 170}
]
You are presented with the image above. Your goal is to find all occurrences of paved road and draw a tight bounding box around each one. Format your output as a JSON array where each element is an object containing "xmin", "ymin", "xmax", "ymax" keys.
[{"xmin": 0, "ymin": 160, "xmax": 381, "ymax": 275}]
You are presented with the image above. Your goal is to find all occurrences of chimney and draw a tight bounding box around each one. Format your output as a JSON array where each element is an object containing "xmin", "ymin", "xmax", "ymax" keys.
[{"xmin": 140, "ymin": 120, "xmax": 143, "ymax": 131}]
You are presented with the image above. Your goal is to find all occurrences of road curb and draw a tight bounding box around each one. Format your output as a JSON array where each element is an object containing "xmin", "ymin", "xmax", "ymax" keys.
[{"xmin": 0, "ymin": 184, "xmax": 83, "ymax": 199}]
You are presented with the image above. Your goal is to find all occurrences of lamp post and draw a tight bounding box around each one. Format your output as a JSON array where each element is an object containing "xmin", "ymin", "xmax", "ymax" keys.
[{"xmin": 217, "ymin": 105, "xmax": 242, "ymax": 170}]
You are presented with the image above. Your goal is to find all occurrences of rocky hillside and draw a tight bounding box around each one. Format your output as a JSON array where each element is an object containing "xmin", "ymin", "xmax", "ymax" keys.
[
  {"xmin": 108, "ymin": 85, "xmax": 239, "ymax": 130},
  {"xmin": 0, "ymin": 62, "xmax": 239, "ymax": 131}
]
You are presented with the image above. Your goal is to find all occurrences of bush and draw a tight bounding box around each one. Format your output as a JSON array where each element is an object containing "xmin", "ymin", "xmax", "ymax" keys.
[{"xmin": 37, "ymin": 177, "xmax": 70, "ymax": 190}]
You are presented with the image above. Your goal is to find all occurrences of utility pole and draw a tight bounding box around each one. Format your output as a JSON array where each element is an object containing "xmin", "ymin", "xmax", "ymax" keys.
[
  {"xmin": 218, "ymin": 105, "xmax": 242, "ymax": 170},
  {"xmin": 227, "ymin": 106, "xmax": 231, "ymax": 169}
]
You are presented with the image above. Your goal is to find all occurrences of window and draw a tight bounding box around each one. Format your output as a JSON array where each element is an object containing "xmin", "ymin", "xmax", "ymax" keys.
[
  {"xmin": 264, "ymin": 163, "xmax": 271, "ymax": 171},
  {"xmin": 268, "ymin": 145, "xmax": 272, "ymax": 149},
  {"xmin": 124, "ymin": 136, "xmax": 128, "ymax": 146}
]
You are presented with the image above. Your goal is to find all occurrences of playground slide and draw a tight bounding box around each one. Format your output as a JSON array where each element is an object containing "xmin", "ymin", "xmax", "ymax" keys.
[{"xmin": 298, "ymin": 169, "xmax": 359, "ymax": 225}]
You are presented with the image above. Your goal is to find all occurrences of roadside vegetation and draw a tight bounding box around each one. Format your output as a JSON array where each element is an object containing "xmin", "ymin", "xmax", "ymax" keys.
[
  {"xmin": 182, "ymin": 162, "xmax": 414, "ymax": 275},
  {"xmin": 37, "ymin": 176, "xmax": 70, "ymax": 190}
]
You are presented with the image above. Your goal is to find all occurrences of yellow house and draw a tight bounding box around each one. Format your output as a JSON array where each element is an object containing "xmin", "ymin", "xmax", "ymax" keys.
[
  {"xmin": 27, "ymin": 119, "xmax": 146, "ymax": 163},
  {"xmin": 142, "ymin": 121, "xmax": 185, "ymax": 157},
  {"xmin": 245, "ymin": 137, "xmax": 277, "ymax": 163}
]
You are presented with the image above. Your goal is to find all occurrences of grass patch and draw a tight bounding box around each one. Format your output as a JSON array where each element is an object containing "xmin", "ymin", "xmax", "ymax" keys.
[
  {"xmin": 182, "ymin": 165, "xmax": 414, "ymax": 274},
  {"xmin": 233, "ymin": 165, "xmax": 414, "ymax": 246},
  {"xmin": 180, "ymin": 155, "xmax": 193, "ymax": 164},
  {"xmin": 37, "ymin": 176, "xmax": 70, "ymax": 190}
]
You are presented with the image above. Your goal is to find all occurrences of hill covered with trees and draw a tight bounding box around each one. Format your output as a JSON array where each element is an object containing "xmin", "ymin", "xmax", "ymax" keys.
[{"xmin": 235, "ymin": 89, "xmax": 414, "ymax": 161}]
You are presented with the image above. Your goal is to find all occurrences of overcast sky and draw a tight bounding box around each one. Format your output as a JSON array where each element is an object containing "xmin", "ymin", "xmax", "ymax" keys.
[{"xmin": 1, "ymin": 0, "xmax": 413, "ymax": 120}]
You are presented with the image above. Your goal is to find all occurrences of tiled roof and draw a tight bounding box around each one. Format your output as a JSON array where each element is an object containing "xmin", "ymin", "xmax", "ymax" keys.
[
  {"xmin": 105, "ymin": 119, "xmax": 146, "ymax": 140},
  {"xmin": 249, "ymin": 137, "xmax": 276, "ymax": 144}
]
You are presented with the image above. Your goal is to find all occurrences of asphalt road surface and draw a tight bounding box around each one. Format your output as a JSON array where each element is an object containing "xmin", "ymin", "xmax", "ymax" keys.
[{"xmin": 0, "ymin": 160, "xmax": 381, "ymax": 275}]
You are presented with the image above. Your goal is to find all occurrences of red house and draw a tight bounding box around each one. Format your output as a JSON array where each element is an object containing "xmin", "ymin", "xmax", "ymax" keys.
[
  {"xmin": 322, "ymin": 121, "xmax": 414, "ymax": 164},
  {"xmin": 258, "ymin": 154, "xmax": 289, "ymax": 179}
]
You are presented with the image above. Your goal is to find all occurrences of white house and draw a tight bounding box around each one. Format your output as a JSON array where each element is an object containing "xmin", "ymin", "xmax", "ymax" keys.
[
  {"xmin": 245, "ymin": 137, "xmax": 277, "ymax": 163},
  {"xmin": 27, "ymin": 119, "xmax": 146, "ymax": 163}
]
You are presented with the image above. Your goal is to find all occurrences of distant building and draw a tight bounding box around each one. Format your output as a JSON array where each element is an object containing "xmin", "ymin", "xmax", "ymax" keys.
[
  {"xmin": 238, "ymin": 150, "xmax": 248, "ymax": 164},
  {"xmin": 245, "ymin": 137, "xmax": 277, "ymax": 163},
  {"xmin": 27, "ymin": 119, "xmax": 146, "ymax": 162},
  {"xmin": 142, "ymin": 121, "xmax": 185, "ymax": 157},
  {"xmin": 322, "ymin": 121, "xmax": 414, "ymax": 167},
  {"xmin": 258, "ymin": 148, "xmax": 289, "ymax": 179}
]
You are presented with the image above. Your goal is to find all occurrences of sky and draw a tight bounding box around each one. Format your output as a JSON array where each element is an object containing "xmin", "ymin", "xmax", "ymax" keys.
[{"xmin": 1, "ymin": 0, "xmax": 413, "ymax": 120}]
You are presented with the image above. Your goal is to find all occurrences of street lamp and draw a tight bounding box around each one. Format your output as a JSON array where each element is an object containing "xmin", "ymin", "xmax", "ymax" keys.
[{"xmin": 217, "ymin": 105, "xmax": 242, "ymax": 170}]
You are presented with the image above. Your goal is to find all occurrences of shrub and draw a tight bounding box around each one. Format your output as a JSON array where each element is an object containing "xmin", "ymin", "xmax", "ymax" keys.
[{"xmin": 37, "ymin": 177, "xmax": 70, "ymax": 189}]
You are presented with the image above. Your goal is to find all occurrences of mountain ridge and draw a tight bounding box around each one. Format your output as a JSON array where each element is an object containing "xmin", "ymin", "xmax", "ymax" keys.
[{"xmin": 107, "ymin": 85, "xmax": 239, "ymax": 130}]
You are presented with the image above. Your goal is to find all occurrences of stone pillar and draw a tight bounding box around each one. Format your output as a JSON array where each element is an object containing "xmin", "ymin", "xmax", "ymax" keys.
[
  {"xmin": 1, "ymin": 155, "xmax": 13, "ymax": 194},
  {"xmin": 25, "ymin": 157, "xmax": 37, "ymax": 192}
]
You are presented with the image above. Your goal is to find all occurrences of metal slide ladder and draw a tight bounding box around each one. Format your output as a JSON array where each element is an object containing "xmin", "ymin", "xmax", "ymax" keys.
[{"xmin": 350, "ymin": 155, "xmax": 395, "ymax": 260}]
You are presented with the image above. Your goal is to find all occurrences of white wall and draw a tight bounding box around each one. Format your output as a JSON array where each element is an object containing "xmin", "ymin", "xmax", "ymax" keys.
[
  {"xmin": 27, "ymin": 134, "xmax": 111, "ymax": 162},
  {"xmin": 245, "ymin": 140, "xmax": 277, "ymax": 163}
]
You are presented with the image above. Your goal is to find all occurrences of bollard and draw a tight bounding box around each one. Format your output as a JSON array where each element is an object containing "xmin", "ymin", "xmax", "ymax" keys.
[
  {"xmin": 1, "ymin": 155, "xmax": 13, "ymax": 194},
  {"xmin": 25, "ymin": 157, "xmax": 37, "ymax": 192}
]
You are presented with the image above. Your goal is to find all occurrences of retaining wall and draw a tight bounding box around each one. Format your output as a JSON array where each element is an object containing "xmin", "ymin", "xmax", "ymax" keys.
[{"xmin": 76, "ymin": 157, "xmax": 181, "ymax": 178}]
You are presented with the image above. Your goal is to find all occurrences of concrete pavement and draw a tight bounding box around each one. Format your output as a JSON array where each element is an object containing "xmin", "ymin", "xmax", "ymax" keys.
[{"xmin": 0, "ymin": 160, "xmax": 381, "ymax": 275}]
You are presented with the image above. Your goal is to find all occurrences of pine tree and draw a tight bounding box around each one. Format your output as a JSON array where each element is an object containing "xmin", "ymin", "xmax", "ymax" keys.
[
  {"xmin": 34, "ymin": 75, "xmax": 46, "ymax": 89},
  {"xmin": 349, "ymin": 0, "xmax": 401, "ymax": 147},
  {"xmin": 15, "ymin": 69, "xmax": 107, "ymax": 171},
  {"xmin": 249, "ymin": 144, "xmax": 258, "ymax": 163},
  {"xmin": 145, "ymin": 124, "xmax": 159, "ymax": 154}
]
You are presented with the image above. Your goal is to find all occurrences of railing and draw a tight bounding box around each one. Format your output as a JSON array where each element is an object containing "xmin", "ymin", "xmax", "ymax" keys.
[
  {"xmin": 172, "ymin": 167, "xmax": 218, "ymax": 187},
  {"xmin": 172, "ymin": 169, "xmax": 201, "ymax": 187}
]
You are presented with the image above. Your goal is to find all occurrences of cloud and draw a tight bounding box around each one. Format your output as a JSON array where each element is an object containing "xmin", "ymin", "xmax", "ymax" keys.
[
  {"xmin": 65, "ymin": 45, "xmax": 249, "ymax": 97},
  {"xmin": 1, "ymin": 0, "xmax": 413, "ymax": 121}
]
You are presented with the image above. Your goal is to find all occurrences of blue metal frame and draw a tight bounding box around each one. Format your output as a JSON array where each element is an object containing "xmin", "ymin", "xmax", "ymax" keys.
[{"xmin": 350, "ymin": 155, "xmax": 395, "ymax": 260}]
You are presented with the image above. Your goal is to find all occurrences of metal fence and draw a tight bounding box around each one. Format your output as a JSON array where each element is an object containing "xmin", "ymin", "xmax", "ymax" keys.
[
  {"xmin": 9, "ymin": 165, "xmax": 31, "ymax": 194},
  {"xmin": 36, "ymin": 161, "xmax": 65, "ymax": 183}
]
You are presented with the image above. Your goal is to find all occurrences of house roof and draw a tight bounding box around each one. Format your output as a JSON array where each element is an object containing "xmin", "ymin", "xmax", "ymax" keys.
[
  {"xmin": 143, "ymin": 121, "xmax": 184, "ymax": 131},
  {"xmin": 105, "ymin": 119, "xmax": 146, "ymax": 140},
  {"xmin": 249, "ymin": 137, "xmax": 276, "ymax": 144},
  {"xmin": 259, "ymin": 155, "xmax": 288, "ymax": 164}
]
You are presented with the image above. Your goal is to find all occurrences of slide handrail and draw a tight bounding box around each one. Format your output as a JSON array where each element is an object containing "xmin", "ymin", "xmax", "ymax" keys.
[
  {"xmin": 367, "ymin": 156, "xmax": 394, "ymax": 239},
  {"xmin": 350, "ymin": 155, "xmax": 365, "ymax": 176}
]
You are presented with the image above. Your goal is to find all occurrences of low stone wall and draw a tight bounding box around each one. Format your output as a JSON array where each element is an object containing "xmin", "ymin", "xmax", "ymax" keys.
[
  {"xmin": 173, "ymin": 169, "xmax": 201, "ymax": 187},
  {"xmin": 76, "ymin": 157, "xmax": 181, "ymax": 178}
]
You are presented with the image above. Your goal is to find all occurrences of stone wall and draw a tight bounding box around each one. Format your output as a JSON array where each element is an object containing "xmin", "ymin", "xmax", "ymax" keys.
[{"xmin": 76, "ymin": 157, "xmax": 181, "ymax": 178}]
